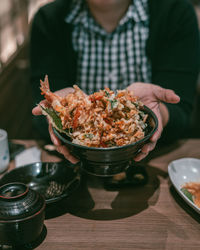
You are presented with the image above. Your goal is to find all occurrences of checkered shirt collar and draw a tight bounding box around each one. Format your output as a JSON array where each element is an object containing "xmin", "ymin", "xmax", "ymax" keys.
[{"xmin": 65, "ymin": 0, "xmax": 149, "ymax": 31}]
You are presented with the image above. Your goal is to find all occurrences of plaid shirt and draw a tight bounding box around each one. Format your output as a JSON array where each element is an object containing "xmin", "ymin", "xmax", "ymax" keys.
[{"xmin": 65, "ymin": 0, "xmax": 151, "ymax": 94}]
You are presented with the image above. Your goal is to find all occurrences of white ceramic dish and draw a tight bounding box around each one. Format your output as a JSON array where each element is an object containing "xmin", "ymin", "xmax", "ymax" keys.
[{"xmin": 168, "ymin": 157, "xmax": 200, "ymax": 214}]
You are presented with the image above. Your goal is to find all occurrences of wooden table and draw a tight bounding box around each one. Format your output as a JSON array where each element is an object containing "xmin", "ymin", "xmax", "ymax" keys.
[{"xmin": 2, "ymin": 139, "xmax": 200, "ymax": 250}]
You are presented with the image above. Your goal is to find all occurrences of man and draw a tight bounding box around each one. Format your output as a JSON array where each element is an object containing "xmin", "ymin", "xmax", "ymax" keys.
[{"xmin": 31, "ymin": 0, "xmax": 200, "ymax": 163}]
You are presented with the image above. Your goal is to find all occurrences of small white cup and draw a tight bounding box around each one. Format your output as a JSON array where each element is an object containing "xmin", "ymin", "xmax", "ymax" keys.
[{"xmin": 0, "ymin": 129, "xmax": 10, "ymax": 173}]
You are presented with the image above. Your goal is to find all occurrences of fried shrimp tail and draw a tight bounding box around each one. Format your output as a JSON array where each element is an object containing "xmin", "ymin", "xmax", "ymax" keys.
[{"xmin": 40, "ymin": 75, "xmax": 63, "ymax": 113}]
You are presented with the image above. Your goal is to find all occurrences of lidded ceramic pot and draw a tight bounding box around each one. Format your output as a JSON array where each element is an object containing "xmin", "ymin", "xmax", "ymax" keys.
[{"xmin": 0, "ymin": 182, "xmax": 45, "ymax": 246}]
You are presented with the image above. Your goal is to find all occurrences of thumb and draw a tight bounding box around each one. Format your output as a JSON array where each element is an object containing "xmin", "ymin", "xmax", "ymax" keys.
[
  {"xmin": 32, "ymin": 105, "xmax": 42, "ymax": 115},
  {"xmin": 154, "ymin": 87, "xmax": 180, "ymax": 104}
]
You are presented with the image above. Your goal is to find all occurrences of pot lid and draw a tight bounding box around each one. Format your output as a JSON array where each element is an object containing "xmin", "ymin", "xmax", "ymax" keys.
[{"xmin": 0, "ymin": 182, "xmax": 45, "ymax": 221}]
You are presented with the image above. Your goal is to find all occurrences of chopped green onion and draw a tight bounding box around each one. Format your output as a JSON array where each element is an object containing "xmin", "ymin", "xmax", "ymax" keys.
[
  {"xmin": 109, "ymin": 99, "xmax": 118, "ymax": 109},
  {"xmin": 105, "ymin": 90, "xmax": 110, "ymax": 97},
  {"xmin": 84, "ymin": 134, "xmax": 93, "ymax": 139},
  {"xmin": 181, "ymin": 188, "xmax": 194, "ymax": 202}
]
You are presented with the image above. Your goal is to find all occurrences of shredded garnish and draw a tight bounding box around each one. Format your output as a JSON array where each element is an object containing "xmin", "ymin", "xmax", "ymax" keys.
[{"xmin": 182, "ymin": 182, "xmax": 200, "ymax": 208}]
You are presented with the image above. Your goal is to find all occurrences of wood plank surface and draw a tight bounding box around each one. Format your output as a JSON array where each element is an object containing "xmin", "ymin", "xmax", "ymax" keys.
[{"xmin": 1, "ymin": 139, "xmax": 200, "ymax": 250}]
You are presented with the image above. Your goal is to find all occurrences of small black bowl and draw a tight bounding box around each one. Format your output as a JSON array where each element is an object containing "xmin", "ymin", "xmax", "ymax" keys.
[
  {"xmin": 0, "ymin": 162, "xmax": 81, "ymax": 204},
  {"xmin": 53, "ymin": 105, "xmax": 158, "ymax": 176},
  {"xmin": 0, "ymin": 182, "xmax": 45, "ymax": 246}
]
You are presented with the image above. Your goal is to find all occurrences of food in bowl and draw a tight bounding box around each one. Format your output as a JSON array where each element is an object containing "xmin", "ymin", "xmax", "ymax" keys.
[
  {"xmin": 181, "ymin": 182, "xmax": 200, "ymax": 208},
  {"xmin": 40, "ymin": 75, "xmax": 149, "ymax": 148}
]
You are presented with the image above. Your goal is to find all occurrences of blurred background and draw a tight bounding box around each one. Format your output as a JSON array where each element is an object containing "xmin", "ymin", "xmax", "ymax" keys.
[
  {"xmin": 0, "ymin": 0, "xmax": 199, "ymax": 140},
  {"xmin": 0, "ymin": 0, "xmax": 52, "ymax": 139}
]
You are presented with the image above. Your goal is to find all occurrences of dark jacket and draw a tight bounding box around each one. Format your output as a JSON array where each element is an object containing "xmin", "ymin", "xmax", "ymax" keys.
[{"xmin": 30, "ymin": 0, "xmax": 200, "ymax": 142}]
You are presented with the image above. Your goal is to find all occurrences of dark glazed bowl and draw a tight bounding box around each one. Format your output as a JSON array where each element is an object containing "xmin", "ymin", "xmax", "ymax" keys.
[
  {"xmin": 0, "ymin": 182, "xmax": 45, "ymax": 246},
  {"xmin": 53, "ymin": 105, "xmax": 158, "ymax": 176},
  {"xmin": 0, "ymin": 162, "xmax": 81, "ymax": 204}
]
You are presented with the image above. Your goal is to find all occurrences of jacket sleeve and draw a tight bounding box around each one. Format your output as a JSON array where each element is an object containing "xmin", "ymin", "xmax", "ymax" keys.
[
  {"xmin": 29, "ymin": 2, "xmax": 76, "ymax": 104},
  {"xmin": 29, "ymin": 2, "xmax": 76, "ymax": 140},
  {"xmin": 150, "ymin": 0, "xmax": 200, "ymax": 142}
]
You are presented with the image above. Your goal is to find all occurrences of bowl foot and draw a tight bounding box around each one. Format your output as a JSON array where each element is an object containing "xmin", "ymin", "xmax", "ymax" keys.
[
  {"xmin": 104, "ymin": 163, "xmax": 148, "ymax": 189},
  {"xmin": 81, "ymin": 161, "xmax": 129, "ymax": 177}
]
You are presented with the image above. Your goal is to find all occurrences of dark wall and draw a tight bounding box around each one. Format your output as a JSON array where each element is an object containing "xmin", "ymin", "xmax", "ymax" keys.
[{"xmin": 0, "ymin": 40, "xmax": 40, "ymax": 139}]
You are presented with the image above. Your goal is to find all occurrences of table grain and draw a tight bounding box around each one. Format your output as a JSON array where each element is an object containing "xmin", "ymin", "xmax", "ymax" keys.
[{"xmin": 1, "ymin": 139, "xmax": 200, "ymax": 250}]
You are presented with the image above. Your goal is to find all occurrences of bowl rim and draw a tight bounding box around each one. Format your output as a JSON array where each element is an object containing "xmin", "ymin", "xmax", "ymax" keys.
[
  {"xmin": 53, "ymin": 105, "xmax": 158, "ymax": 151},
  {"xmin": 0, "ymin": 182, "xmax": 29, "ymax": 200}
]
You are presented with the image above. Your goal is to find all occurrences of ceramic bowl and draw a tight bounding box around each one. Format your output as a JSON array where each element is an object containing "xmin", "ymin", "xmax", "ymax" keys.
[
  {"xmin": 0, "ymin": 182, "xmax": 45, "ymax": 246},
  {"xmin": 53, "ymin": 105, "xmax": 158, "ymax": 176},
  {"xmin": 0, "ymin": 162, "xmax": 81, "ymax": 204},
  {"xmin": 168, "ymin": 157, "xmax": 200, "ymax": 214}
]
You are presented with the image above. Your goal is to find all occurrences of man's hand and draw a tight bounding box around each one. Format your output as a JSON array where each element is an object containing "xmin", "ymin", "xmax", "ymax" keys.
[
  {"xmin": 32, "ymin": 87, "xmax": 79, "ymax": 164},
  {"xmin": 127, "ymin": 82, "xmax": 180, "ymax": 161},
  {"xmin": 48, "ymin": 122, "xmax": 79, "ymax": 164},
  {"xmin": 32, "ymin": 87, "xmax": 74, "ymax": 115}
]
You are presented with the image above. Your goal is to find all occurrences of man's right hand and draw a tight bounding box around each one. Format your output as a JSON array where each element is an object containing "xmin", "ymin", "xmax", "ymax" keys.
[
  {"xmin": 48, "ymin": 123, "xmax": 79, "ymax": 164},
  {"xmin": 32, "ymin": 87, "xmax": 79, "ymax": 164}
]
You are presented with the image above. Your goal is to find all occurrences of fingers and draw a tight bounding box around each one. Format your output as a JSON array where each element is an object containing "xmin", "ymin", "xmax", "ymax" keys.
[
  {"xmin": 33, "ymin": 102, "xmax": 78, "ymax": 163},
  {"xmin": 56, "ymin": 145, "xmax": 79, "ymax": 164},
  {"xmin": 134, "ymin": 141, "xmax": 156, "ymax": 162},
  {"xmin": 134, "ymin": 110, "xmax": 162, "ymax": 162},
  {"xmin": 32, "ymin": 100, "xmax": 48, "ymax": 116},
  {"xmin": 48, "ymin": 123, "xmax": 79, "ymax": 164},
  {"xmin": 32, "ymin": 88, "xmax": 75, "ymax": 116},
  {"xmin": 127, "ymin": 83, "xmax": 180, "ymax": 107},
  {"xmin": 154, "ymin": 87, "xmax": 180, "ymax": 104},
  {"xmin": 151, "ymin": 113, "xmax": 163, "ymax": 142},
  {"xmin": 54, "ymin": 87, "xmax": 75, "ymax": 97},
  {"xmin": 32, "ymin": 105, "xmax": 42, "ymax": 115},
  {"xmin": 134, "ymin": 94, "xmax": 164, "ymax": 162},
  {"xmin": 48, "ymin": 123, "xmax": 61, "ymax": 146},
  {"xmin": 134, "ymin": 152, "xmax": 147, "ymax": 162},
  {"xmin": 142, "ymin": 141, "xmax": 157, "ymax": 153}
]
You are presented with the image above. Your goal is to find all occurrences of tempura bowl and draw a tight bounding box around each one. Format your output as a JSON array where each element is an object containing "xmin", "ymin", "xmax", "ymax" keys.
[{"xmin": 53, "ymin": 105, "xmax": 158, "ymax": 176}]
